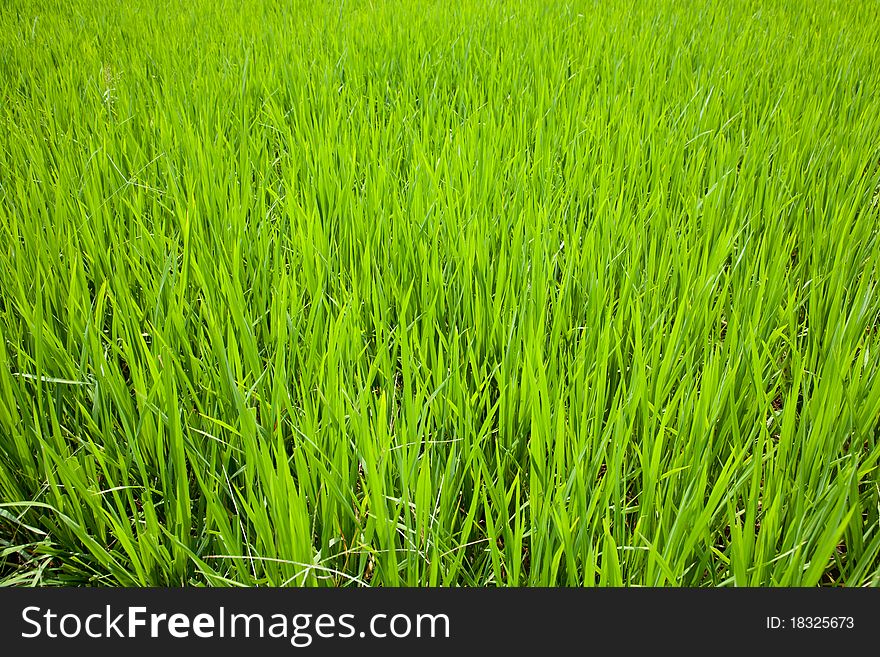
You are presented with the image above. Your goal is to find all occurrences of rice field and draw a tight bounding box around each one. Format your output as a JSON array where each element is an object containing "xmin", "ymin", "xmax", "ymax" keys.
[{"xmin": 1, "ymin": 0, "xmax": 880, "ymax": 586}]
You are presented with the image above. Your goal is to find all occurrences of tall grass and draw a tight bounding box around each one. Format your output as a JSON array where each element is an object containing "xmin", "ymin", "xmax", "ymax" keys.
[{"xmin": 1, "ymin": 0, "xmax": 879, "ymax": 586}]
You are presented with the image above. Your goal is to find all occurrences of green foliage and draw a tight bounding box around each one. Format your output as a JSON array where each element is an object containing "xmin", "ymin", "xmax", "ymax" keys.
[{"xmin": 1, "ymin": 0, "xmax": 879, "ymax": 586}]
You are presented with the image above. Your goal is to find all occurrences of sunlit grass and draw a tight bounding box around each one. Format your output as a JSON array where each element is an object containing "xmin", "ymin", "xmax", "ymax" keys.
[{"xmin": 1, "ymin": 0, "xmax": 879, "ymax": 586}]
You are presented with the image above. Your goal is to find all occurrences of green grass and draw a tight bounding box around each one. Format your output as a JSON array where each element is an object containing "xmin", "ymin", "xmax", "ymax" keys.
[{"xmin": 1, "ymin": 0, "xmax": 879, "ymax": 587}]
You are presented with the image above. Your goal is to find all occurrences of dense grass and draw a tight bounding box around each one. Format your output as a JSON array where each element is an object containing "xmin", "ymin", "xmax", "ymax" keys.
[{"xmin": 1, "ymin": 0, "xmax": 879, "ymax": 586}]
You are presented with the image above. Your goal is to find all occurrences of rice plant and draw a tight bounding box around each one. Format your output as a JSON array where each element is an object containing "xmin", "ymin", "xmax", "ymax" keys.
[{"xmin": 1, "ymin": 0, "xmax": 879, "ymax": 586}]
